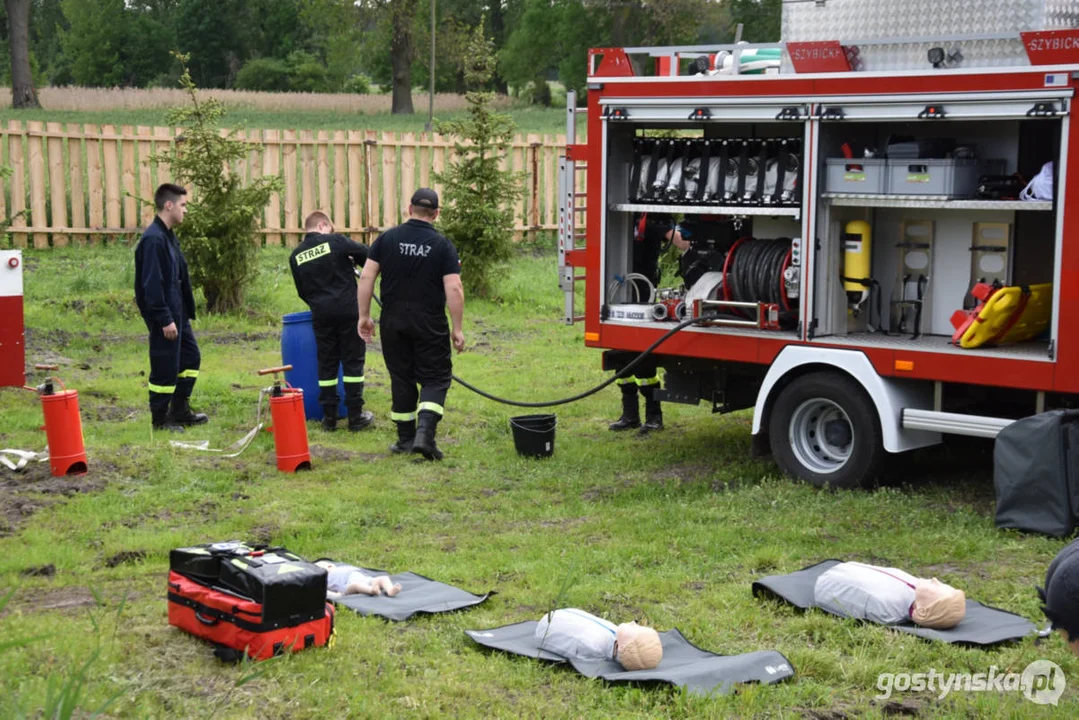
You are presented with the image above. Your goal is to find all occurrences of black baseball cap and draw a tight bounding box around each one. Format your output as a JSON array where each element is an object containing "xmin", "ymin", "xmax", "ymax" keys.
[{"xmin": 411, "ymin": 188, "xmax": 439, "ymax": 209}]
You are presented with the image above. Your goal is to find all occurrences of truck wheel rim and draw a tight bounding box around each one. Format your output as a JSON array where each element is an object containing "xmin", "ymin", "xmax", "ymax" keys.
[{"xmin": 788, "ymin": 398, "xmax": 853, "ymax": 475}]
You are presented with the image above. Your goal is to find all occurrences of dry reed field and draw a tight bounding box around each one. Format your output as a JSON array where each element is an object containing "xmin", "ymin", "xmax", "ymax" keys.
[{"xmin": 2, "ymin": 86, "xmax": 514, "ymax": 114}]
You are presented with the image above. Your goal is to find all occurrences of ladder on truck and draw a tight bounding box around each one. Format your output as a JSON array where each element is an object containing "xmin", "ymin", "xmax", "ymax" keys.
[{"xmin": 558, "ymin": 89, "xmax": 587, "ymax": 324}]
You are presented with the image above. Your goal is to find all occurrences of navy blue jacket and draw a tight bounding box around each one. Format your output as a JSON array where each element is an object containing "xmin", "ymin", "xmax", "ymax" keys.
[{"xmin": 134, "ymin": 216, "xmax": 196, "ymax": 328}]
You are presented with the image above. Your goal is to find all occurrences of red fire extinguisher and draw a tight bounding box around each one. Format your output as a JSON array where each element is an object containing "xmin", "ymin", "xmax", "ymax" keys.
[
  {"xmin": 258, "ymin": 365, "xmax": 311, "ymax": 473},
  {"xmin": 25, "ymin": 364, "xmax": 88, "ymax": 477}
]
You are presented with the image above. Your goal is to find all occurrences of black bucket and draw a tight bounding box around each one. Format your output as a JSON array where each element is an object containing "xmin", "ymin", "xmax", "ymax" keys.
[{"xmin": 510, "ymin": 414, "xmax": 557, "ymax": 458}]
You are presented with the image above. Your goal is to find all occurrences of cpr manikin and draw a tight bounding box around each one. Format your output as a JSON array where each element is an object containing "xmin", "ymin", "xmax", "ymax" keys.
[
  {"xmin": 315, "ymin": 560, "xmax": 402, "ymax": 598},
  {"xmin": 534, "ymin": 608, "xmax": 663, "ymax": 670},
  {"xmin": 813, "ymin": 562, "xmax": 966, "ymax": 629}
]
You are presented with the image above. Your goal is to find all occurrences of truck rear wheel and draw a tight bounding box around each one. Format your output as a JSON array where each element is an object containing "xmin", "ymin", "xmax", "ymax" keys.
[{"xmin": 767, "ymin": 371, "xmax": 883, "ymax": 489}]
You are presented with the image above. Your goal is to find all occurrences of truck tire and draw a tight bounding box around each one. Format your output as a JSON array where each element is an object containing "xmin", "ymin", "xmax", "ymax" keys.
[{"xmin": 767, "ymin": 371, "xmax": 883, "ymax": 489}]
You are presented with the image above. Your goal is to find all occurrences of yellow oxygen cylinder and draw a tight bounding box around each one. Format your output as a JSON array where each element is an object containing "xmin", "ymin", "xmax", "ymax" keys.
[{"xmin": 842, "ymin": 220, "xmax": 872, "ymax": 308}]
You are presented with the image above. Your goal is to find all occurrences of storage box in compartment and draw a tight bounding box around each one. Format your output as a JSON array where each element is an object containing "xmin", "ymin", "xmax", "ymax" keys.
[
  {"xmin": 825, "ymin": 158, "xmax": 887, "ymax": 194},
  {"xmin": 886, "ymin": 158, "xmax": 1006, "ymax": 197}
]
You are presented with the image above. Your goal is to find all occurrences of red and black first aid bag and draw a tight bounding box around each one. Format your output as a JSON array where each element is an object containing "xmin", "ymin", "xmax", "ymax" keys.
[{"xmin": 167, "ymin": 542, "xmax": 334, "ymax": 661}]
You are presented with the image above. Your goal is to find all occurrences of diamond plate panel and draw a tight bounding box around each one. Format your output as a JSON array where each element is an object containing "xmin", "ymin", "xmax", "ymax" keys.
[
  {"xmin": 1046, "ymin": 1, "xmax": 1079, "ymax": 28},
  {"xmin": 781, "ymin": 0, "xmax": 1079, "ymax": 70},
  {"xmin": 782, "ymin": 0, "xmax": 1068, "ymax": 41}
]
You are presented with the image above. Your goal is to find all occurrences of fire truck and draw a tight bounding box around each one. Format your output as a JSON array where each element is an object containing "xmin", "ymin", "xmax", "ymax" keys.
[{"xmin": 558, "ymin": 0, "xmax": 1079, "ymax": 488}]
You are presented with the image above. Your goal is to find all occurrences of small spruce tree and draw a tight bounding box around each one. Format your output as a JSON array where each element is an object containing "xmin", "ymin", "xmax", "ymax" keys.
[
  {"xmin": 159, "ymin": 52, "xmax": 283, "ymax": 313},
  {"xmin": 433, "ymin": 20, "xmax": 525, "ymax": 298}
]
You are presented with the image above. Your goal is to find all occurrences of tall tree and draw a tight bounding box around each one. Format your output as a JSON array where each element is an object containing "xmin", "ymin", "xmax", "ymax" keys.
[
  {"xmin": 5, "ymin": 0, "xmax": 38, "ymax": 107},
  {"xmin": 388, "ymin": 0, "xmax": 418, "ymax": 113}
]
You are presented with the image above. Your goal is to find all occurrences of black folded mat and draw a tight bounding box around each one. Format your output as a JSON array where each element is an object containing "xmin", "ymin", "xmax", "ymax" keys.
[
  {"xmin": 465, "ymin": 620, "xmax": 795, "ymax": 696},
  {"xmin": 321, "ymin": 561, "xmax": 492, "ymax": 621},
  {"xmin": 752, "ymin": 559, "xmax": 1042, "ymax": 646}
]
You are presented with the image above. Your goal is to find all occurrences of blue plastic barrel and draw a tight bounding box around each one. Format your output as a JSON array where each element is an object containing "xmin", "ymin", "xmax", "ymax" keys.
[{"xmin": 281, "ymin": 310, "xmax": 346, "ymax": 421}]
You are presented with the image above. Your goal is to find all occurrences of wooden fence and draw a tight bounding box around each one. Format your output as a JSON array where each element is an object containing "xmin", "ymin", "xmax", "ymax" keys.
[{"xmin": 0, "ymin": 120, "xmax": 576, "ymax": 248}]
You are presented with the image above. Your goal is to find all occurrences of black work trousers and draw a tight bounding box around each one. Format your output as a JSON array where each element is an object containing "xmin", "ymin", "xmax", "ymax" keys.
[
  {"xmin": 380, "ymin": 304, "xmax": 452, "ymax": 422},
  {"xmin": 313, "ymin": 316, "xmax": 367, "ymax": 411},
  {"xmin": 147, "ymin": 319, "xmax": 201, "ymax": 413}
]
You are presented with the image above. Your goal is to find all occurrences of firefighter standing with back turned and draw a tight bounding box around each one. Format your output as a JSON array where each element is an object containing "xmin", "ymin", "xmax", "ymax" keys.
[
  {"xmin": 357, "ymin": 188, "xmax": 466, "ymax": 461},
  {"xmin": 289, "ymin": 211, "xmax": 375, "ymax": 432},
  {"xmin": 134, "ymin": 183, "xmax": 208, "ymax": 432}
]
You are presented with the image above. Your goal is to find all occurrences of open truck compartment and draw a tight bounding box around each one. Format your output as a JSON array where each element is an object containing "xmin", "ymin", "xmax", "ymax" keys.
[{"xmin": 595, "ymin": 94, "xmax": 1063, "ymax": 361}]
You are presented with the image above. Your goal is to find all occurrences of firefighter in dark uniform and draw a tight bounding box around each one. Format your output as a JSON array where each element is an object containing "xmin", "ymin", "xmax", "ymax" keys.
[
  {"xmin": 289, "ymin": 211, "xmax": 374, "ymax": 432},
  {"xmin": 357, "ymin": 188, "xmax": 465, "ymax": 461},
  {"xmin": 134, "ymin": 183, "xmax": 208, "ymax": 432},
  {"xmin": 609, "ymin": 212, "xmax": 688, "ymax": 435}
]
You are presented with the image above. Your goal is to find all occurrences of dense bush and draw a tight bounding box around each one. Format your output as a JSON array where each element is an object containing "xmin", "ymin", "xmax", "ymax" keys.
[
  {"xmin": 343, "ymin": 74, "xmax": 372, "ymax": 95},
  {"xmin": 234, "ymin": 57, "xmax": 291, "ymax": 92}
]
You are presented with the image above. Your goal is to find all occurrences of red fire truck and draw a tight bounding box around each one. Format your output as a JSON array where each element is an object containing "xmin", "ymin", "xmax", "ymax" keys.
[{"xmin": 558, "ymin": 11, "xmax": 1079, "ymax": 488}]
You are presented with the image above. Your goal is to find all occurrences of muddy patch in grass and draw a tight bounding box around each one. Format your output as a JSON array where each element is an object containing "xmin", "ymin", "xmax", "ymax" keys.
[
  {"xmin": 21, "ymin": 563, "xmax": 56, "ymax": 577},
  {"xmin": 0, "ymin": 462, "xmax": 109, "ymax": 537},
  {"xmin": 105, "ymin": 549, "xmax": 148, "ymax": 568},
  {"xmin": 89, "ymin": 404, "xmax": 140, "ymax": 423},
  {"xmin": 249, "ymin": 523, "xmax": 280, "ymax": 545},
  {"xmin": 2, "ymin": 586, "xmax": 97, "ymax": 618},
  {"xmin": 652, "ymin": 463, "xmax": 714, "ymax": 483},
  {"xmin": 202, "ymin": 331, "xmax": 279, "ymax": 346},
  {"xmin": 307, "ymin": 445, "xmax": 382, "ymax": 464}
]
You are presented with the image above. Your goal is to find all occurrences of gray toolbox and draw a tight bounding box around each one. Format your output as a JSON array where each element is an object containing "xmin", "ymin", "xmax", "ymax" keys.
[
  {"xmin": 887, "ymin": 158, "xmax": 1005, "ymax": 197},
  {"xmin": 824, "ymin": 158, "xmax": 887, "ymax": 194}
]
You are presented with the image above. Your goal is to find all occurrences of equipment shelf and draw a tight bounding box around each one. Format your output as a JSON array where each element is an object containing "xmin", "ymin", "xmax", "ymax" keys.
[
  {"xmin": 819, "ymin": 194, "xmax": 1053, "ymax": 212},
  {"xmin": 611, "ymin": 203, "xmax": 801, "ymax": 218}
]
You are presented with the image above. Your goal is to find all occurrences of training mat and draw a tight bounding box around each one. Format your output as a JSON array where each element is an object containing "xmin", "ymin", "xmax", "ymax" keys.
[
  {"xmin": 752, "ymin": 560, "xmax": 1040, "ymax": 646},
  {"xmin": 325, "ymin": 564, "xmax": 492, "ymax": 621},
  {"xmin": 465, "ymin": 621, "xmax": 795, "ymax": 696}
]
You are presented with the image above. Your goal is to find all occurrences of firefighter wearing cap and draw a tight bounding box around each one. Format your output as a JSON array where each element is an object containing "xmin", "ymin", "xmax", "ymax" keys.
[
  {"xmin": 289, "ymin": 210, "xmax": 374, "ymax": 432},
  {"xmin": 357, "ymin": 188, "xmax": 466, "ymax": 461},
  {"xmin": 609, "ymin": 213, "xmax": 688, "ymax": 435}
]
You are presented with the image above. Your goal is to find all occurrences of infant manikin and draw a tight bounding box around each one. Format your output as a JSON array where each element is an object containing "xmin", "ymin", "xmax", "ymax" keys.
[
  {"xmin": 813, "ymin": 561, "xmax": 966, "ymax": 629},
  {"xmin": 534, "ymin": 608, "xmax": 663, "ymax": 670},
  {"xmin": 315, "ymin": 560, "xmax": 402, "ymax": 598}
]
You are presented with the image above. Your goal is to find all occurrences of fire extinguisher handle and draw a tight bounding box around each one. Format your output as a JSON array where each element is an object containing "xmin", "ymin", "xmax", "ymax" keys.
[{"xmin": 257, "ymin": 365, "xmax": 293, "ymax": 376}]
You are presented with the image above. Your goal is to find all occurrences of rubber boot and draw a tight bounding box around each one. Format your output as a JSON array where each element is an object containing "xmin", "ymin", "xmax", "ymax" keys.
[
  {"xmin": 608, "ymin": 383, "xmax": 641, "ymax": 431},
  {"xmin": 321, "ymin": 404, "xmax": 338, "ymax": 431},
  {"xmin": 168, "ymin": 396, "xmax": 208, "ymax": 426},
  {"xmin": 638, "ymin": 386, "xmax": 664, "ymax": 435},
  {"xmin": 412, "ymin": 411, "xmax": 444, "ymax": 461},
  {"xmin": 390, "ymin": 420, "xmax": 416, "ymax": 454},
  {"xmin": 152, "ymin": 405, "xmax": 185, "ymax": 432},
  {"xmin": 348, "ymin": 405, "xmax": 374, "ymax": 432}
]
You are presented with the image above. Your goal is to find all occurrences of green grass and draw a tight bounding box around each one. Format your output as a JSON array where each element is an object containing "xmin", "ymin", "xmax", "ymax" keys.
[
  {"xmin": 0, "ymin": 106, "xmax": 583, "ymax": 137},
  {"xmin": 0, "ymin": 244, "xmax": 1076, "ymax": 718}
]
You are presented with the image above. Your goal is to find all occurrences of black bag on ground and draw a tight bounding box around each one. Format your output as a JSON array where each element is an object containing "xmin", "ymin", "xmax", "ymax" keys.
[{"xmin": 994, "ymin": 410, "xmax": 1079, "ymax": 537}]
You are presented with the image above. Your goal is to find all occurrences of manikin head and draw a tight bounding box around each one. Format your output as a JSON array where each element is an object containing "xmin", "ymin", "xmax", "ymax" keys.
[
  {"xmin": 614, "ymin": 622, "xmax": 663, "ymax": 670},
  {"xmin": 911, "ymin": 578, "xmax": 966, "ymax": 629},
  {"xmin": 154, "ymin": 183, "xmax": 188, "ymax": 228},
  {"xmin": 314, "ymin": 560, "xmax": 336, "ymax": 571}
]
